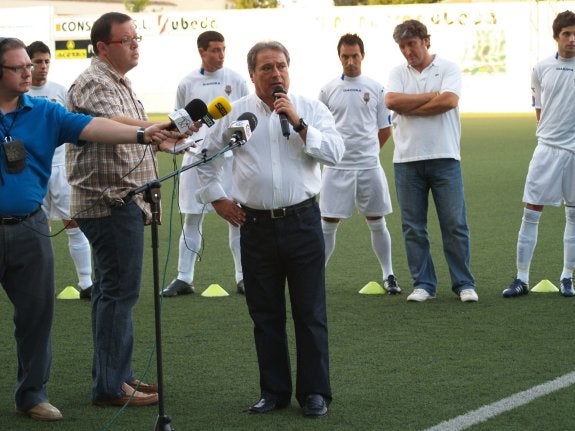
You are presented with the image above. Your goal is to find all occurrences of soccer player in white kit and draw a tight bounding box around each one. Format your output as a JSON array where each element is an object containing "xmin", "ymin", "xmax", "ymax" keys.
[
  {"xmin": 318, "ymin": 33, "xmax": 400, "ymax": 294},
  {"xmin": 26, "ymin": 41, "xmax": 93, "ymax": 299},
  {"xmin": 503, "ymin": 10, "xmax": 575, "ymax": 298},
  {"xmin": 161, "ymin": 31, "xmax": 249, "ymax": 297}
]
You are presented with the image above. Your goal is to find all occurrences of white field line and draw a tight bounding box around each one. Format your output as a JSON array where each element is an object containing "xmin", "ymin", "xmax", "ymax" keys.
[{"xmin": 423, "ymin": 371, "xmax": 575, "ymax": 431}]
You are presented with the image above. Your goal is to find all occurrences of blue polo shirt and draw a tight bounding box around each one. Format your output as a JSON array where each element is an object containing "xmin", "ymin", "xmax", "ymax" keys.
[{"xmin": 0, "ymin": 94, "xmax": 92, "ymax": 216}]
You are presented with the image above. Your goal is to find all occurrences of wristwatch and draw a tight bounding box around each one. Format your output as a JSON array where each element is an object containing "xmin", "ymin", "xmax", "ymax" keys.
[
  {"xmin": 136, "ymin": 127, "xmax": 146, "ymax": 144},
  {"xmin": 293, "ymin": 118, "xmax": 307, "ymax": 133}
]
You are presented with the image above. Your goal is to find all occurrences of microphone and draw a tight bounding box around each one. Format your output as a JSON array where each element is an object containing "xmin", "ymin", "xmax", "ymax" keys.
[
  {"xmin": 166, "ymin": 97, "xmax": 232, "ymax": 154},
  {"xmin": 225, "ymin": 112, "xmax": 258, "ymax": 148},
  {"xmin": 201, "ymin": 96, "xmax": 232, "ymax": 127},
  {"xmin": 272, "ymin": 85, "xmax": 290, "ymax": 138},
  {"xmin": 167, "ymin": 99, "xmax": 206, "ymax": 133}
]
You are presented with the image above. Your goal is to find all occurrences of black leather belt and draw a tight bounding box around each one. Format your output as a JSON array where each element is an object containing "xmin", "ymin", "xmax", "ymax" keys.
[
  {"xmin": 0, "ymin": 206, "xmax": 41, "ymax": 225},
  {"xmin": 242, "ymin": 197, "xmax": 315, "ymax": 219}
]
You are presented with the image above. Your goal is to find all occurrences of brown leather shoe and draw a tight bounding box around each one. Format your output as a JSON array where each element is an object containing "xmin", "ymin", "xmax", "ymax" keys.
[
  {"xmin": 128, "ymin": 379, "xmax": 158, "ymax": 394},
  {"xmin": 93, "ymin": 382, "xmax": 158, "ymax": 407},
  {"xmin": 16, "ymin": 402, "xmax": 63, "ymax": 421}
]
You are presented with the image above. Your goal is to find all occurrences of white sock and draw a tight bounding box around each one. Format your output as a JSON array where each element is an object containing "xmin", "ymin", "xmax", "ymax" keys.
[
  {"xmin": 322, "ymin": 220, "xmax": 339, "ymax": 266},
  {"xmin": 367, "ymin": 217, "xmax": 393, "ymax": 278},
  {"xmin": 562, "ymin": 206, "xmax": 575, "ymax": 281},
  {"xmin": 177, "ymin": 213, "xmax": 204, "ymax": 284},
  {"xmin": 229, "ymin": 224, "xmax": 243, "ymax": 283},
  {"xmin": 66, "ymin": 227, "xmax": 93, "ymax": 289},
  {"xmin": 516, "ymin": 208, "xmax": 542, "ymax": 284}
]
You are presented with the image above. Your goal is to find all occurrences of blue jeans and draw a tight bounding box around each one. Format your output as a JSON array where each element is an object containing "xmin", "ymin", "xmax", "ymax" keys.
[
  {"xmin": 0, "ymin": 210, "xmax": 54, "ymax": 411},
  {"xmin": 240, "ymin": 202, "xmax": 332, "ymax": 407},
  {"xmin": 394, "ymin": 159, "xmax": 475, "ymax": 294},
  {"xmin": 77, "ymin": 201, "xmax": 144, "ymax": 401}
]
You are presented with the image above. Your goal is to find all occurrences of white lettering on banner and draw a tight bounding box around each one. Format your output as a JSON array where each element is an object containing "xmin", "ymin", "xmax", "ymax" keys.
[{"xmin": 4, "ymin": 3, "xmax": 575, "ymax": 113}]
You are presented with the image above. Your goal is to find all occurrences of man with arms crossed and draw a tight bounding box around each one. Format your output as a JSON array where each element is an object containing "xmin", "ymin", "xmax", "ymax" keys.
[{"xmin": 385, "ymin": 19, "xmax": 477, "ymax": 303}]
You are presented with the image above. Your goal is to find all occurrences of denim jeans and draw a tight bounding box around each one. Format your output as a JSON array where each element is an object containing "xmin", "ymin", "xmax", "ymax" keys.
[
  {"xmin": 394, "ymin": 159, "xmax": 475, "ymax": 295},
  {"xmin": 77, "ymin": 201, "xmax": 144, "ymax": 400}
]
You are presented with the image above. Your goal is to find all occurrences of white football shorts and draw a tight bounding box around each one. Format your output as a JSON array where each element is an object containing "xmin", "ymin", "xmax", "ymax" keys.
[
  {"xmin": 320, "ymin": 167, "xmax": 392, "ymax": 218},
  {"xmin": 523, "ymin": 144, "xmax": 575, "ymax": 206}
]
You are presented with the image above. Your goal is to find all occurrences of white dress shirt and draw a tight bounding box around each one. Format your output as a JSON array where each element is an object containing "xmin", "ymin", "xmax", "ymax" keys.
[{"xmin": 196, "ymin": 92, "xmax": 344, "ymax": 209}]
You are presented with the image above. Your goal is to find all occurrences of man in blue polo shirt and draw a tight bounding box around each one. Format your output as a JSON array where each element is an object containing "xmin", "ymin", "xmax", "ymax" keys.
[{"xmin": 0, "ymin": 37, "xmax": 184, "ymax": 422}]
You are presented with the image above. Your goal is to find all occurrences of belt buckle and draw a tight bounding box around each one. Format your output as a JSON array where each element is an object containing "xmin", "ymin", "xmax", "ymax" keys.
[{"xmin": 270, "ymin": 208, "xmax": 286, "ymax": 219}]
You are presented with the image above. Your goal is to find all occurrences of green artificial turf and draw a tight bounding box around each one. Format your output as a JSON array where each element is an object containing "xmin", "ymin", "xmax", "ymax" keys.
[{"xmin": 2, "ymin": 114, "xmax": 574, "ymax": 430}]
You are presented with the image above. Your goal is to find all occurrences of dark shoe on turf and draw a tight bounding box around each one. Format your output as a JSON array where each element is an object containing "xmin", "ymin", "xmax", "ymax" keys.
[
  {"xmin": 384, "ymin": 274, "xmax": 401, "ymax": 295},
  {"xmin": 502, "ymin": 278, "xmax": 528, "ymax": 298},
  {"xmin": 236, "ymin": 280, "xmax": 245, "ymax": 295},
  {"xmin": 560, "ymin": 277, "xmax": 575, "ymax": 297},
  {"xmin": 302, "ymin": 394, "xmax": 327, "ymax": 418},
  {"xmin": 161, "ymin": 279, "xmax": 194, "ymax": 297},
  {"xmin": 248, "ymin": 397, "xmax": 289, "ymax": 414},
  {"xmin": 79, "ymin": 285, "xmax": 92, "ymax": 300}
]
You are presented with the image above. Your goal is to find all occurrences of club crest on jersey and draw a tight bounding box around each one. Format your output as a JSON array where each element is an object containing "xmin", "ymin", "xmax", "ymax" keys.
[
  {"xmin": 363, "ymin": 92, "xmax": 370, "ymax": 104},
  {"xmin": 225, "ymin": 85, "xmax": 232, "ymax": 96}
]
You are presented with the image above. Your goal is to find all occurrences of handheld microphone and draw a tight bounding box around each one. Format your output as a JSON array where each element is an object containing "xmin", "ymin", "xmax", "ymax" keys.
[
  {"xmin": 272, "ymin": 86, "xmax": 290, "ymax": 138},
  {"xmin": 167, "ymin": 99, "xmax": 207, "ymax": 133},
  {"xmin": 201, "ymin": 96, "xmax": 232, "ymax": 127},
  {"xmin": 225, "ymin": 112, "xmax": 258, "ymax": 148}
]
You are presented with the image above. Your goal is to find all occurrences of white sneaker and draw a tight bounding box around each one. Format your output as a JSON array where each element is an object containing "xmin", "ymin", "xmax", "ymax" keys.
[
  {"xmin": 459, "ymin": 288, "xmax": 478, "ymax": 302},
  {"xmin": 407, "ymin": 288, "xmax": 435, "ymax": 302}
]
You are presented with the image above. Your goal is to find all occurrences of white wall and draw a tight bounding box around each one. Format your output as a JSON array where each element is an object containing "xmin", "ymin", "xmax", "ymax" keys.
[{"xmin": 3, "ymin": 3, "xmax": 574, "ymax": 113}]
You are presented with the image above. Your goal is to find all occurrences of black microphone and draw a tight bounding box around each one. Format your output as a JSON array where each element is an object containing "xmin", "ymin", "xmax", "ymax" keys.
[
  {"xmin": 225, "ymin": 112, "xmax": 258, "ymax": 148},
  {"xmin": 167, "ymin": 99, "xmax": 207, "ymax": 133},
  {"xmin": 272, "ymin": 86, "xmax": 290, "ymax": 138}
]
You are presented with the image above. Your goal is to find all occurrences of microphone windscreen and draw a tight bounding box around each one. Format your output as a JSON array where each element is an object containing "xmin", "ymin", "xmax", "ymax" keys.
[
  {"xmin": 185, "ymin": 99, "xmax": 208, "ymax": 121},
  {"xmin": 207, "ymin": 96, "xmax": 232, "ymax": 120},
  {"xmin": 273, "ymin": 86, "xmax": 286, "ymax": 96},
  {"xmin": 236, "ymin": 112, "xmax": 258, "ymax": 132}
]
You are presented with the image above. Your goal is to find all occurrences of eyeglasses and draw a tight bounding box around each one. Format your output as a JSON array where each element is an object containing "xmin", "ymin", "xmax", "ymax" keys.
[
  {"xmin": 105, "ymin": 35, "xmax": 142, "ymax": 47},
  {"xmin": 1, "ymin": 64, "xmax": 34, "ymax": 74}
]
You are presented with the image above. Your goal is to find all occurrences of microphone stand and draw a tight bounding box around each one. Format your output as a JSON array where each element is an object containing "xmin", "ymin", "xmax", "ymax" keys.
[{"xmin": 123, "ymin": 140, "xmax": 244, "ymax": 431}]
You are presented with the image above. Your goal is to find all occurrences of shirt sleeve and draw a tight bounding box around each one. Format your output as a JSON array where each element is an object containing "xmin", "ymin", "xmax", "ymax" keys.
[{"xmin": 302, "ymin": 100, "xmax": 344, "ymax": 167}]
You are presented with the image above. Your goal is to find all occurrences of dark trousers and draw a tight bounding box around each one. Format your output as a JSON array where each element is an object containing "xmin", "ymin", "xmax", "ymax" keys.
[
  {"xmin": 240, "ymin": 202, "xmax": 332, "ymax": 407},
  {"xmin": 0, "ymin": 210, "xmax": 54, "ymax": 410},
  {"xmin": 77, "ymin": 201, "xmax": 144, "ymax": 400}
]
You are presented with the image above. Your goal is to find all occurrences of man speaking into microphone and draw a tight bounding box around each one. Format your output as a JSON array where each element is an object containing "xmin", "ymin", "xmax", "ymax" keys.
[
  {"xmin": 161, "ymin": 30, "xmax": 249, "ymax": 298},
  {"xmin": 195, "ymin": 41, "xmax": 344, "ymax": 418}
]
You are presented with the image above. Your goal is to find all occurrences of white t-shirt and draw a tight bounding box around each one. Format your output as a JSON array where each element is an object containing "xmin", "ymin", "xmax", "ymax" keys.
[
  {"xmin": 532, "ymin": 54, "xmax": 575, "ymax": 153},
  {"xmin": 386, "ymin": 55, "xmax": 462, "ymax": 163},
  {"xmin": 319, "ymin": 74, "xmax": 391, "ymax": 170},
  {"xmin": 28, "ymin": 81, "xmax": 68, "ymax": 166}
]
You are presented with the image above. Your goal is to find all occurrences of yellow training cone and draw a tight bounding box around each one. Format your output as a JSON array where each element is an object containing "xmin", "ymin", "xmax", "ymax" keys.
[
  {"xmin": 57, "ymin": 285, "xmax": 80, "ymax": 299},
  {"xmin": 530, "ymin": 279, "xmax": 559, "ymax": 293},
  {"xmin": 201, "ymin": 284, "xmax": 230, "ymax": 297},
  {"xmin": 359, "ymin": 281, "xmax": 386, "ymax": 295}
]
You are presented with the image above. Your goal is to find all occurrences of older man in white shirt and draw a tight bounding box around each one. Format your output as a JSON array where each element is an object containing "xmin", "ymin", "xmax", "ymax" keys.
[{"xmin": 196, "ymin": 40, "xmax": 344, "ymax": 418}]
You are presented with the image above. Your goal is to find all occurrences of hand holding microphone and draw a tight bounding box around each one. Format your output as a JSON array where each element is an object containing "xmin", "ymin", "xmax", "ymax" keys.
[{"xmin": 273, "ymin": 86, "xmax": 291, "ymax": 138}]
